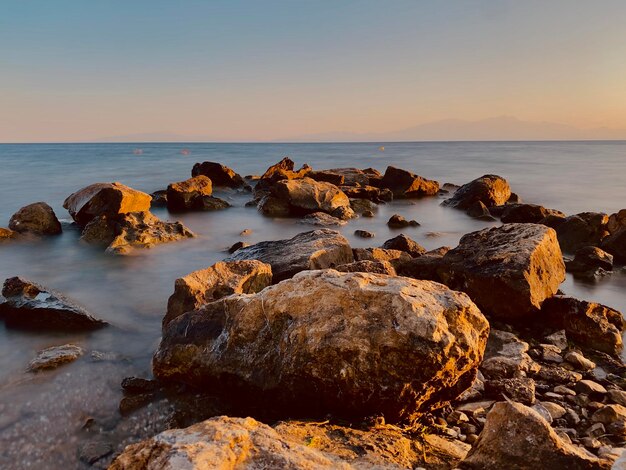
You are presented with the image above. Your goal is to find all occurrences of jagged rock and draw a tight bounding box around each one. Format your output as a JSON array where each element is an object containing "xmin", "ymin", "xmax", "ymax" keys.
[
  {"xmin": 28, "ymin": 344, "xmax": 83, "ymax": 371},
  {"xmin": 382, "ymin": 234, "xmax": 426, "ymax": 257},
  {"xmin": 601, "ymin": 227, "xmax": 626, "ymax": 263},
  {"xmin": 352, "ymin": 247, "xmax": 411, "ymax": 269},
  {"xmin": 566, "ymin": 246, "xmax": 614, "ymax": 275},
  {"xmin": 0, "ymin": 227, "xmax": 16, "ymax": 240},
  {"xmin": 500, "ymin": 203, "xmax": 565, "ymax": 224},
  {"xmin": 191, "ymin": 161, "xmax": 247, "ymax": 188},
  {"xmin": 542, "ymin": 296, "xmax": 623, "ymax": 356},
  {"xmin": 534, "ymin": 364, "xmax": 582, "ymax": 384},
  {"xmin": 0, "ymin": 277, "xmax": 107, "ymax": 331},
  {"xmin": 164, "ymin": 260, "xmax": 272, "ymax": 327},
  {"xmin": 81, "ymin": 211, "xmax": 194, "ymax": 255},
  {"xmin": 354, "ymin": 229, "xmax": 375, "ymax": 238},
  {"xmin": 63, "ymin": 182, "xmax": 152, "ymax": 227},
  {"xmin": 324, "ymin": 168, "xmax": 371, "ymax": 186},
  {"xmin": 460, "ymin": 401, "xmax": 607, "ymax": 470},
  {"xmin": 166, "ymin": 175, "xmax": 213, "ymax": 211},
  {"xmin": 387, "ymin": 214, "xmax": 419, "ymax": 228},
  {"xmin": 307, "ymin": 170, "xmax": 345, "ymax": 186},
  {"xmin": 608, "ymin": 209, "xmax": 626, "ymax": 235},
  {"xmin": 556, "ymin": 212, "xmax": 609, "ymax": 253},
  {"xmin": 254, "ymin": 157, "xmax": 312, "ymax": 196},
  {"xmin": 438, "ymin": 223, "xmax": 565, "ymax": 321},
  {"xmin": 396, "ymin": 247, "xmax": 450, "ymax": 282},
  {"xmin": 443, "ymin": 175, "xmax": 511, "ymax": 210},
  {"xmin": 480, "ymin": 329, "xmax": 539, "ymax": 379},
  {"xmin": 8, "ymin": 202, "xmax": 62, "ymax": 235},
  {"xmin": 300, "ymin": 212, "xmax": 347, "ymax": 226},
  {"xmin": 484, "ymin": 377, "xmax": 536, "ymax": 405},
  {"xmin": 154, "ymin": 270, "xmax": 489, "ymax": 422},
  {"xmin": 225, "ymin": 229, "xmax": 353, "ymax": 283},
  {"xmin": 336, "ymin": 260, "xmax": 396, "ymax": 275},
  {"xmin": 379, "ymin": 166, "xmax": 439, "ymax": 198}
]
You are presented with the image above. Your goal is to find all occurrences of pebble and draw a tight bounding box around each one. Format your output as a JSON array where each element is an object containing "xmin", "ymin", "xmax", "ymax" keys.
[
  {"xmin": 446, "ymin": 410, "xmax": 469, "ymax": 424},
  {"xmin": 354, "ymin": 229, "xmax": 375, "ymax": 238},
  {"xmin": 564, "ymin": 351, "xmax": 596, "ymax": 371},
  {"xmin": 553, "ymin": 385, "xmax": 576, "ymax": 396}
]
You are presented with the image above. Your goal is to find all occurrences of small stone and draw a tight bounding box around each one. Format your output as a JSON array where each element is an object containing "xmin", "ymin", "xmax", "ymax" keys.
[
  {"xmin": 240, "ymin": 229, "xmax": 252, "ymax": 236},
  {"xmin": 597, "ymin": 446, "xmax": 624, "ymax": 462},
  {"xmin": 576, "ymin": 380, "xmax": 607, "ymax": 395},
  {"xmin": 608, "ymin": 390, "xmax": 626, "ymax": 407},
  {"xmin": 586, "ymin": 422, "xmax": 606, "ymax": 438},
  {"xmin": 540, "ymin": 344, "xmax": 563, "ymax": 363},
  {"xmin": 485, "ymin": 377, "xmax": 536, "ymax": 405},
  {"xmin": 456, "ymin": 400, "xmax": 496, "ymax": 417},
  {"xmin": 78, "ymin": 440, "xmax": 113, "ymax": 464},
  {"xmin": 544, "ymin": 330, "xmax": 568, "ymax": 350},
  {"xmin": 354, "ymin": 230, "xmax": 375, "ymax": 238},
  {"xmin": 564, "ymin": 351, "xmax": 596, "ymax": 371},
  {"xmin": 565, "ymin": 408, "xmax": 581, "ymax": 426},
  {"xmin": 28, "ymin": 344, "xmax": 83, "ymax": 371},
  {"xmin": 363, "ymin": 210, "xmax": 374, "ymax": 218},
  {"xmin": 466, "ymin": 434, "xmax": 479, "ymax": 445},
  {"xmin": 447, "ymin": 410, "xmax": 469, "ymax": 424},
  {"xmin": 121, "ymin": 377, "xmax": 158, "ymax": 394},
  {"xmin": 544, "ymin": 392, "xmax": 564, "ymax": 400},
  {"xmin": 592, "ymin": 404, "xmax": 626, "ymax": 426},
  {"xmin": 532, "ymin": 403, "xmax": 553, "ymax": 424},
  {"xmin": 554, "ymin": 385, "xmax": 576, "ymax": 396},
  {"xmin": 541, "ymin": 402, "xmax": 567, "ymax": 420},
  {"xmin": 228, "ymin": 241, "xmax": 250, "ymax": 254},
  {"xmin": 387, "ymin": 214, "xmax": 419, "ymax": 228},
  {"xmin": 581, "ymin": 437, "xmax": 601, "ymax": 449}
]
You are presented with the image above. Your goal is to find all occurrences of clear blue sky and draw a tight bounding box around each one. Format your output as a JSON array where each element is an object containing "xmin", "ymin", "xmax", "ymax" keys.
[{"xmin": 1, "ymin": 0, "xmax": 625, "ymax": 141}]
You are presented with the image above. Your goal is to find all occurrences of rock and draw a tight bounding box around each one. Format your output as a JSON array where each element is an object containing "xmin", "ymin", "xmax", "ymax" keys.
[
  {"xmin": 586, "ymin": 423, "xmax": 606, "ymax": 438},
  {"xmin": 466, "ymin": 201, "xmax": 496, "ymax": 221},
  {"xmin": 443, "ymin": 175, "xmax": 511, "ymax": 210},
  {"xmin": 592, "ymin": 405, "xmax": 626, "ymax": 430},
  {"xmin": 78, "ymin": 440, "xmax": 113, "ymax": 465},
  {"xmin": 195, "ymin": 196, "xmax": 230, "ymax": 211},
  {"xmin": 254, "ymin": 157, "xmax": 312, "ymax": 195},
  {"xmin": 480, "ymin": 329, "xmax": 539, "ymax": 379},
  {"xmin": 0, "ymin": 277, "xmax": 107, "ymax": 331},
  {"xmin": 349, "ymin": 198, "xmax": 377, "ymax": 215},
  {"xmin": 336, "ymin": 260, "xmax": 397, "ymax": 276},
  {"xmin": 154, "ymin": 270, "xmax": 489, "ymax": 422},
  {"xmin": 554, "ymin": 385, "xmax": 576, "ymax": 396},
  {"xmin": 150, "ymin": 190, "xmax": 168, "ymax": 207},
  {"xmin": 300, "ymin": 212, "xmax": 347, "ymax": 226},
  {"xmin": 485, "ymin": 377, "xmax": 536, "ymax": 405},
  {"xmin": 352, "ymin": 247, "xmax": 411, "ymax": 269},
  {"xmin": 542, "ymin": 296, "xmax": 623, "ymax": 356},
  {"xmin": 8, "ymin": 202, "xmax": 62, "ymax": 235},
  {"xmin": 307, "ymin": 170, "xmax": 345, "ymax": 186},
  {"xmin": 27, "ymin": 344, "xmax": 83, "ymax": 371},
  {"xmin": 438, "ymin": 223, "xmax": 565, "ymax": 321},
  {"xmin": 191, "ymin": 161, "xmax": 247, "ymax": 188},
  {"xmin": 166, "ymin": 175, "xmax": 213, "ymax": 211},
  {"xmin": 608, "ymin": 390, "xmax": 626, "ymax": 407},
  {"xmin": 354, "ymin": 229, "xmax": 375, "ymax": 238},
  {"xmin": 164, "ymin": 260, "xmax": 273, "ymax": 327},
  {"xmin": 601, "ymin": 227, "xmax": 626, "ymax": 263},
  {"xmin": 566, "ymin": 246, "xmax": 614, "ymax": 274},
  {"xmin": 542, "ymin": 402, "xmax": 567, "ymax": 420},
  {"xmin": 564, "ymin": 351, "xmax": 596, "ymax": 371},
  {"xmin": 81, "ymin": 211, "xmax": 194, "ymax": 255},
  {"xmin": 545, "ymin": 330, "xmax": 569, "ymax": 350},
  {"xmin": 63, "ymin": 182, "xmax": 152, "ymax": 227},
  {"xmin": 500, "ymin": 203, "xmax": 565, "ymax": 224},
  {"xmin": 532, "ymin": 402, "xmax": 554, "ymax": 424},
  {"xmin": 382, "ymin": 234, "xmax": 426, "ymax": 257},
  {"xmin": 556, "ymin": 212, "xmax": 609, "ymax": 253},
  {"xmin": 121, "ymin": 377, "xmax": 159, "ymax": 394},
  {"xmin": 576, "ymin": 380, "xmax": 607, "ymax": 395},
  {"xmin": 457, "ymin": 370, "xmax": 485, "ymax": 402},
  {"xmin": 342, "ymin": 185, "xmax": 393, "ymax": 203},
  {"xmin": 225, "ymin": 229, "xmax": 353, "ymax": 283},
  {"xmin": 387, "ymin": 214, "xmax": 419, "ymax": 228},
  {"xmin": 607, "ymin": 209, "xmax": 626, "ymax": 235},
  {"xmin": 540, "ymin": 343, "xmax": 564, "ymax": 363},
  {"xmin": 535, "ymin": 364, "xmax": 582, "ymax": 384},
  {"xmin": 379, "ymin": 166, "xmax": 439, "ymax": 198},
  {"xmin": 396, "ymin": 247, "xmax": 450, "ymax": 282},
  {"xmin": 363, "ymin": 210, "xmax": 374, "ymax": 217},
  {"xmin": 0, "ymin": 227, "xmax": 16, "ymax": 240},
  {"xmin": 228, "ymin": 241, "xmax": 249, "ymax": 254},
  {"xmin": 460, "ymin": 401, "xmax": 607, "ymax": 470}
]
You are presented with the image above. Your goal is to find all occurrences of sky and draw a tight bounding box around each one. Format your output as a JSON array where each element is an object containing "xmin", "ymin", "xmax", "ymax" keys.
[{"xmin": 1, "ymin": 0, "xmax": 626, "ymax": 142}]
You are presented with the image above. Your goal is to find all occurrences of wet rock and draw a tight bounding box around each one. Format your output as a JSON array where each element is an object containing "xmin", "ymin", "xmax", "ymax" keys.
[
  {"xmin": 195, "ymin": 196, "xmax": 230, "ymax": 211},
  {"xmin": 28, "ymin": 344, "xmax": 83, "ymax": 371},
  {"xmin": 600, "ymin": 227, "xmax": 626, "ymax": 263},
  {"xmin": 484, "ymin": 377, "xmax": 536, "ymax": 405},
  {"xmin": 460, "ymin": 401, "xmax": 606, "ymax": 470},
  {"xmin": 63, "ymin": 182, "xmax": 152, "ymax": 227},
  {"xmin": 191, "ymin": 161, "xmax": 247, "ymax": 188},
  {"xmin": 352, "ymin": 247, "xmax": 411, "ymax": 269},
  {"xmin": 149, "ymin": 190, "xmax": 167, "ymax": 207},
  {"xmin": 438, "ymin": 223, "xmax": 565, "ymax": 321},
  {"xmin": 379, "ymin": 166, "xmax": 439, "ymax": 198},
  {"xmin": 335, "ymin": 260, "xmax": 396, "ymax": 276},
  {"xmin": 396, "ymin": 247, "xmax": 450, "ymax": 282},
  {"xmin": 225, "ymin": 229, "xmax": 353, "ymax": 283},
  {"xmin": 387, "ymin": 214, "xmax": 419, "ymax": 228},
  {"xmin": 8, "ymin": 202, "xmax": 62, "ymax": 235},
  {"xmin": 542, "ymin": 296, "xmax": 623, "ymax": 356},
  {"xmin": 154, "ymin": 270, "xmax": 489, "ymax": 422},
  {"xmin": 228, "ymin": 241, "xmax": 249, "ymax": 253},
  {"xmin": 354, "ymin": 229, "xmax": 375, "ymax": 238},
  {"xmin": 363, "ymin": 210, "xmax": 374, "ymax": 217},
  {"xmin": 119, "ymin": 393, "xmax": 154, "ymax": 416},
  {"xmin": 382, "ymin": 234, "xmax": 426, "ymax": 257},
  {"xmin": 566, "ymin": 246, "xmax": 614, "ymax": 275},
  {"xmin": 78, "ymin": 440, "xmax": 113, "ymax": 465},
  {"xmin": 164, "ymin": 260, "xmax": 273, "ymax": 327},
  {"xmin": 500, "ymin": 203, "xmax": 565, "ymax": 224},
  {"xmin": 0, "ymin": 227, "xmax": 16, "ymax": 240},
  {"xmin": 556, "ymin": 212, "xmax": 609, "ymax": 253},
  {"xmin": 166, "ymin": 175, "xmax": 213, "ymax": 211},
  {"xmin": 0, "ymin": 277, "xmax": 107, "ymax": 331},
  {"xmin": 300, "ymin": 212, "xmax": 347, "ymax": 226},
  {"xmin": 480, "ymin": 329, "xmax": 539, "ymax": 379},
  {"xmin": 443, "ymin": 175, "xmax": 511, "ymax": 210}
]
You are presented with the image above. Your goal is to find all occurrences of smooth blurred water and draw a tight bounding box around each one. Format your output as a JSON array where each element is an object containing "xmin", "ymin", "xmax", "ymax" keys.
[{"xmin": 0, "ymin": 141, "xmax": 625, "ymax": 468}]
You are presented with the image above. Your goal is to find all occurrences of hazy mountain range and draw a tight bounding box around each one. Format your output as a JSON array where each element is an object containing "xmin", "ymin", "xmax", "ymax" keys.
[{"xmin": 93, "ymin": 116, "xmax": 626, "ymax": 143}]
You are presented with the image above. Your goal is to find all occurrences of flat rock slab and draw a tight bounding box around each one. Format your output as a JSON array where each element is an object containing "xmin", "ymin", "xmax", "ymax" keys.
[{"xmin": 28, "ymin": 344, "xmax": 83, "ymax": 371}]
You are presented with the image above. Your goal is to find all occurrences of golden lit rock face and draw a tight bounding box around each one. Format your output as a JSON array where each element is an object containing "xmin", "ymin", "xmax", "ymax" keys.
[
  {"xmin": 153, "ymin": 269, "xmax": 489, "ymax": 423},
  {"xmin": 380, "ymin": 166, "xmax": 440, "ymax": 198},
  {"xmin": 166, "ymin": 175, "xmax": 213, "ymax": 210},
  {"xmin": 443, "ymin": 174, "xmax": 511, "ymax": 209}
]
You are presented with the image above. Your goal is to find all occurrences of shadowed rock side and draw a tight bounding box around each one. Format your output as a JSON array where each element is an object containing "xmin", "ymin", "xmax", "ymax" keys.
[
  {"xmin": 443, "ymin": 174, "xmax": 511, "ymax": 210},
  {"xmin": 379, "ymin": 166, "xmax": 440, "ymax": 198},
  {"xmin": 191, "ymin": 161, "xmax": 248, "ymax": 188},
  {"xmin": 153, "ymin": 270, "xmax": 490, "ymax": 423},
  {"xmin": 8, "ymin": 202, "xmax": 62, "ymax": 235}
]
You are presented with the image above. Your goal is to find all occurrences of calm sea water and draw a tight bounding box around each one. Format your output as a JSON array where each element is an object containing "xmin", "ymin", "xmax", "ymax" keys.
[{"xmin": 0, "ymin": 141, "xmax": 625, "ymax": 468}]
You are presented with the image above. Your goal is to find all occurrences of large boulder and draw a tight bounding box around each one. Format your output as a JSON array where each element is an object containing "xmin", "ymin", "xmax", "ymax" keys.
[
  {"xmin": 225, "ymin": 229, "xmax": 353, "ymax": 283},
  {"xmin": 254, "ymin": 157, "xmax": 312, "ymax": 195},
  {"xmin": 8, "ymin": 202, "xmax": 62, "ymax": 235},
  {"xmin": 191, "ymin": 161, "xmax": 247, "ymax": 188},
  {"xmin": 153, "ymin": 270, "xmax": 490, "ymax": 422},
  {"xmin": 164, "ymin": 260, "xmax": 272, "ymax": 327},
  {"xmin": 166, "ymin": 175, "xmax": 213, "ymax": 211},
  {"xmin": 0, "ymin": 277, "xmax": 107, "ymax": 331},
  {"xmin": 556, "ymin": 212, "xmax": 609, "ymax": 253},
  {"xmin": 379, "ymin": 166, "xmax": 440, "ymax": 198},
  {"xmin": 443, "ymin": 175, "xmax": 511, "ymax": 210},
  {"xmin": 438, "ymin": 224, "xmax": 565, "ymax": 321},
  {"xmin": 460, "ymin": 401, "xmax": 607, "ymax": 470},
  {"xmin": 601, "ymin": 227, "xmax": 626, "ymax": 263},
  {"xmin": 63, "ymin": 182, "xmax": 152, "ymax": 227}
]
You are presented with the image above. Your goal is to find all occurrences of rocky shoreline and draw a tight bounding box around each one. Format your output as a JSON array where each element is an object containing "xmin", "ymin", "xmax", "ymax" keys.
[{"xmin": 1, "ymin": 158, "xmax": 625, "ymax": 469}]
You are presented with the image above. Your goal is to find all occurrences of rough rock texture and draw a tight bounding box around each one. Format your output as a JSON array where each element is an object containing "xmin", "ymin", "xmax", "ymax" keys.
[
  {"xmin": 466, "ymin": 201, "xmax": 496, "ymax": 221},
  {"xmin": 566, "ymin": 246, "xmax": 614, "ymax": 274},
  {"xmin": 352, "ymin": 247, "xmax": 411, "ymax": 269},
  {"xmin": 500, "ymin": 203, "xmax": 565, "ymax": 224},
  {"xmin": 28, "ymin": 344, "xmax": 83, "ymax": 371},
  {"xmin": 63, "ymin": 182, "xmax": 152, "ymax": 227},
  {"xmin": 335, "ymin": 260, "xmax": 397, "ymax": 276},
  {"xmin": 556, "ymin": 212, "xmax": 609, "ymax": 253},
  {"xmin": 0, "ymin": 227, "xmax": 16, "ymax": 240},
  {"xmin": 480, "ymin": 329, "xmax": 539, "ymax": 379},
  {"xmin": 166, "ymin": 175, "xmax": 213, "ymax": 211},
  {"xmin": 307, "ymin": 170, "xmax": 345, "ymax": 186},
  {"xmin": 164, "ymin": 260, "xmax": 272, "ymax": 327},
  {"xmin": 195, "ymin": 196, "xmax": 230, "ymax": 211},
  {"xmin": 438, "ymin": 223, "xmax": 565, "ymax": 321},
  {"xmin": 324, "ymin": 168, "xmax": 372, "ymax": 187},
  {"xmin": 382, "ymin": 234, "xmax": 426, "ymax": 257},
  {"xmin": 154, "ymin": 270, "xmax": 490, "ymax": 422},
  {"xmin": 460, "ymin": 401, "xmax": 607, "ymax": 470},
  {"xmin": 0, "ymin": 277, "xmax": 107, "ymax": 331},
  {"xmin": 299, "ymin": 212, "xmax": 347, "ymax": 227},
  {"xmin": 379, "ymin": 166, "xmax": 440, "ymax": 198},
  {"xmin": 443, "ymin": 175, "xmax": 511, "ymax": 210},
  {"xmin": 350, "ymin": 198, "xmax": 377, "ymax": 215},
  {"xmin": 8, "ymin": 202, "xmax": 62, "ymax": 235},
  {"xmin": 387, "ymin": 214, "xmax": 419, "ymax": 228},
  {"xmin": 601, "ymin": 227, "xmax": 626, "ymax": 263},
  {"xmin": 608, "ymin": 209, "xmax": 626, "ymax": 235},
  {"xmin": 225, "ymin": 229, "xmax": 353, "ymax": 283},
  {"xmin": 191, "ymin": 161, "xmax": 247, "ymax": 188},
  {"xmin": 254, "ymin": 157, "xmax": 312, "ymax": 195},
  {"xmin": 542, "ymin": 296, "xmax": 624, "ymax": 356},
  {"xmin": 81, "ymin": 211, "xmax": 194, "ymax": 255},
  {"xmin": 341, "ymin": 185, "xmax": 393, "ymax": 203}
]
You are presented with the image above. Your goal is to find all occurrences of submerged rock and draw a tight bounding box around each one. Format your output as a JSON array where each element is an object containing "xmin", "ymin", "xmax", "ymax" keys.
[
  {"xmin": 500, "ymin": 203, "xmax": 565, "ymax": 224},
  {"xmin": 28, "ymin": 344, "xmax": 83, "ymax": 371},
  {"xmin": 382, "ymin": 234, "xmax": 426, "ymax": 257},
  {"xmin": 225, "ymin": 229, "xmax": 353, "ymax": 283},
  {"xmin": 438, "ymin": 223, "xmax": 565, "ymax": 321},
  {"xmin": 443, "ymin": 175, "xmax": 511, "ymax": 210},
  {"xmin": 566, "ymin": 246, "xmax": 614, "ymax": 275},
  {"xmin": 387, "ymin": 214, "xmax": 419, "ymax": 228},
  {"xmin": 379, "ymin": 166, "xmax": 440, "ymax": 198},
  {"xmin": 191, "ymin": 161, "xmax": 247, "ymax": 188},
  {"xmin": 166, "ymin": 175, "xmax": 213, "ymax": 211},
  {"xmin": 299, "ymin": 212, "xmax": 347, "ymax": 227},
  {"xmin": 164, "ymin": 260, "xmax": 272, "ymax": 327},
  {"xmin": 556, "ymin": 212, "xmax": 609, "ymax": 253},
  {"xmin": 354, "ymin": 229, "xmax": 375, "ymax": 238},
  {"xmin": 9, "ymin": 202, "xmax": 62, "ymax": 235},
  {"xmin": 154, "ymin": 270, "xmax": 489, "ymax": 422},
  {"xmin": 0, "ymin": 277, "xmax": 107, "ymax": 331}
]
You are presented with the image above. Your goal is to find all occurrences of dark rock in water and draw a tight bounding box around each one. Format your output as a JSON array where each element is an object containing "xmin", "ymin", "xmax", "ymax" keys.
[
  {"xmin": 397, "ymin": 247, "xmax": 450, "ymax": 282},
  {"xmin": 0, "ymin": 227, "xmax": 16, "ymax": 240},
  {"xmin": 466, "ymin": 201, "xmax": 496, "ymax": 221},
  {"xmin": 542, "ymin": 296, "xmax": 623, "ymax": 356},
  {"xmin": 442, "ymin": 175, "xmax": 511, "ymax": 210},
  {"xmin": 299, "ymin": 212, "xmax": 347, "ymax": 227},
  {"xmin": 191, "ymin": 161, "xmax": 248, "ymax": 188},
  {"xmin": 307, "ymin": 170, "xmax": 345, "ymax": 186},
  {"xmin": 500, "ymin": 203, "xmax": 565, "ymax": 224},
  {"xmin": 507, "ymin": 192, "xmax": 522, "ymax": 204},
  {"xmin": 438, "ymin": 224, "xmax": 565, "ymax": 321},
  {"xmin": 484, "ymin": 377, "xmax": 536, "ymax": 405},
  {"xmin": 9, "ymin": 202, "xmax": 62, "ymax": 235},
  {"xmin": 600, "ymin": 227, "xmax": 626, "ymax": 263},
  {"xmin": 63, "ymin": 182, "xmax": 152, "ymax": 227},
  {"xmin": 379, "ymin": 166, "xmax": 439, "ymax": 198},
  {"xmin": 225, "ymin": 229, "xmax": 353, "ymax": 283},
  {"xmin": 121, "ymin": 377, "xmax": 159, "ymax": 394},
  {"xmin": 195, "ymin": 196, "xmax": 230, "ymax": 211},
  {"xmin": 352, "ymin": 247, "xmax": 411, "ymax": 270},
  {"xmin": 324, "ymin": 168, "xmax": 372, "ymax": 187},
  {"xmin": 566, "ymin": 246, "xmax": 614, "ymax": 275},
  {"xmin": 164, "ymin": 260, "xmax": 272, "ymax": 327},
  {"xmin": 0, "ymin": 277, "xmax": 107, "ymax": 331},
  {"xmin": 555, "ymin": 212, "xmax": 609, "ymax": 253},
  {"xmin": 153, "ymin": 270, "xmax": 489, "ymax": 422},
  {"xmin": 387, "ymin": 214, "xmax": 419, "ymax": 228},
  {"xmin": 149, "ymin": 190, "xmax": 168, "ymax": 207},
  {"xmin": 363, "ymin": 210, "xmax": 374, "ymax": 217},
  {"xmin": 607, "ymin": 209, "xmax": 626, "ymax": 235},
  {"xmin": 228, "ymin": 241, "xmax": 249, "ymax": 253},
  {"xmin": 541, "ymin": 213, "xmax": 568, "ymax": 229},
  {"xmin": 335, "ymin": 260, "xmax": 396, "ymax": 275},
  {"xmin": 78, "ymin": 440, "xmax": 113, "ymax": 465},
  {"xmin": 341, "ymin": 185, "xmax": 393, "ymax": 202},
  {"xmin": 350, "ymin": 198, "xmax": 377, "ymax": 215},
  {"xmin": 166, "ymin": 175, "xmax": 213, "ymax": 211},
  {"xmin": 119, "ymin": 393, "xmax": 154, "ymax": 416},
  {"xmin": 354, "ymin": 229, "xmax": 375, "ymax": 238},
  {"xmin": 28, "ymin": 344, "xmax": 83, "ymax": 371},
  {"xmin": 382, "ymin": 234, "xmax": 426, "ymax": 257}
]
